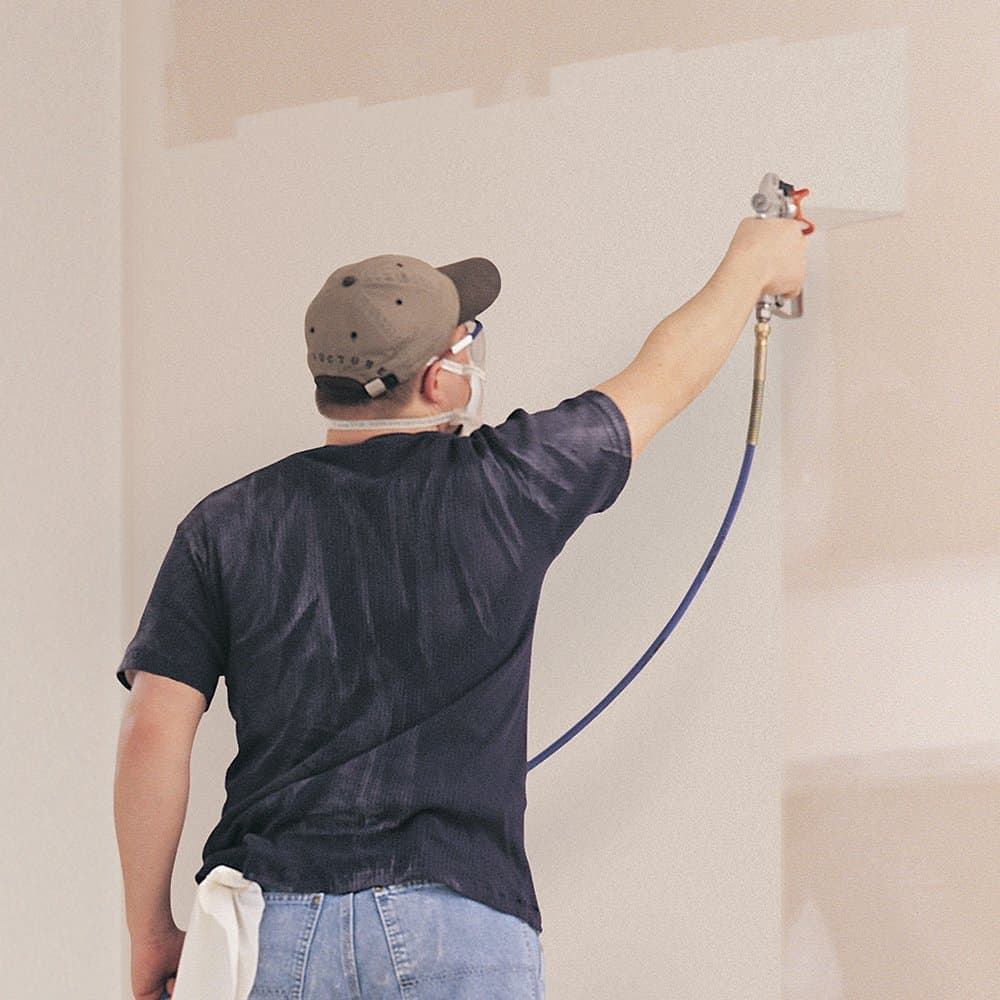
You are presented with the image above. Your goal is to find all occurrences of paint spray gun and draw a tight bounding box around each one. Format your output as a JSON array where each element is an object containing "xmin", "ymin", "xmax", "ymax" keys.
[
  {"xmin": 751, "ymin": 173, "xmax": 814, "ymax": 319},
  {"xmin": 745, "ymin": 173, "xmax": 814, "ymax": 445}
]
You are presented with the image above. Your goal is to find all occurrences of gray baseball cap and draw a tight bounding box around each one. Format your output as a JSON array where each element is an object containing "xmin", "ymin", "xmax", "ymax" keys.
[{"xmin": 306, "ymin": 254, "xmax": 501, "ymax": 398}]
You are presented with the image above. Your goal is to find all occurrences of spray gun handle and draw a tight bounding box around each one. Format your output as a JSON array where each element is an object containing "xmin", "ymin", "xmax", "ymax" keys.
[{"xmin": 751, "ymin": 172, "xmax": 813, "ymax": 321}]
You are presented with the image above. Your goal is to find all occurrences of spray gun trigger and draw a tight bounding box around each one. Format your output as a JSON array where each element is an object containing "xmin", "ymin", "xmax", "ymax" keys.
[{"xmin": 791, "ymin": 187, "xmax": 815, "ymax": 234}]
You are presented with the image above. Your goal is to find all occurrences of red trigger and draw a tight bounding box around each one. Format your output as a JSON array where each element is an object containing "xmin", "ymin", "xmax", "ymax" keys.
[{"xmin": 792, "ymin": 188, "xmax": 814, "ymax": 235}]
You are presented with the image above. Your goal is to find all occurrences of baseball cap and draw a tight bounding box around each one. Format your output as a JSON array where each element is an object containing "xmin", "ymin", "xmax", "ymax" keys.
[{"xmin": 306, "ymin": 254, "xmax": 501, "ymax": 399}]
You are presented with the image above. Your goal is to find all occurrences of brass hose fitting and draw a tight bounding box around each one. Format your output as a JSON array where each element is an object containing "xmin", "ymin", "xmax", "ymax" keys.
[{"xmin": 746, "ymin": 320, "xmax": 771, "ymax": 446}]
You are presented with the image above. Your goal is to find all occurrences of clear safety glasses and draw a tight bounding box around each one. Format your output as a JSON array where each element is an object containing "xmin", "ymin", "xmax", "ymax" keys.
[
  {"xmin": 421, "ymin": 318, "xmax": 485, "ymax": 387},
  {"xmin": 452, "ymin": 318, "xmax": 485, "ymax": 366}
]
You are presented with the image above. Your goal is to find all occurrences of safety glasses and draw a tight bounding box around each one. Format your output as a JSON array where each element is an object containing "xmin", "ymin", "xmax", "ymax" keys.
[
  {"xmin": 450, "ymin": 318, "xmax": 485, "ymax": 366},
  {"xmin": 421, "ymin": 318, "xmax": 485, "ymax": 389}
]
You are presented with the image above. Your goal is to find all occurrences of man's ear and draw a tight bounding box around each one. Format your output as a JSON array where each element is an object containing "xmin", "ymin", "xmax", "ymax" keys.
[{"xmin": 419, "ymin": 358, "xmax": 446, "ymax": 404}]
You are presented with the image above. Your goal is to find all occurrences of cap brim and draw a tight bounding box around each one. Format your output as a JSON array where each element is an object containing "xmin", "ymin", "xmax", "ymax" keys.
[{"xmin": 437, "ymin": 257, "xmax": 501, "ymax": 324}]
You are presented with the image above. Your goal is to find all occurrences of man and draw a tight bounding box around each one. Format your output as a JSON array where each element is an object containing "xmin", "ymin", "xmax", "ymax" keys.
[{"xmin": 114, "ymin": 218, "xmax": 807, "ymax": 999}]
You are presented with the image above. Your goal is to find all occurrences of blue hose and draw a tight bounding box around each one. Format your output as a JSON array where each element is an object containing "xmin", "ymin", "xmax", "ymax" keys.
[{"xmin": 527, "ymin": 441, "xmax": 757, "ymax": 772}]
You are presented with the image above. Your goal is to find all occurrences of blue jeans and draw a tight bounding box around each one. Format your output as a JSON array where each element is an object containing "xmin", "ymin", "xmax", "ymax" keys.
[{"xmin": 160, "ymin": 879, "xmax": 545, "ymax": 999}]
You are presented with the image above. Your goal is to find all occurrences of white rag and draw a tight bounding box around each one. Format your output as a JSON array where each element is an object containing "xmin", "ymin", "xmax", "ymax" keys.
[{"xmin": 170, "ymin": 865, "xmax": 265, "ymax": 1000}]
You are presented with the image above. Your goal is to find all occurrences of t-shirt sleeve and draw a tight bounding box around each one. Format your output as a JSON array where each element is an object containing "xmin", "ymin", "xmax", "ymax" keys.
[
  {"xmin": 473, "ymin": 388, "xmax": 632, "ymax": 558},
  {"xmin": 116, "ymin": 512, "xmax": 227, "ymax": 711}
]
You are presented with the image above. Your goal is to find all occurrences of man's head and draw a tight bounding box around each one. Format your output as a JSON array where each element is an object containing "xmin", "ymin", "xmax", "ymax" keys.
[{"xmin": 306, "ymin": 252, "xmax": 499, "ymax": 444}]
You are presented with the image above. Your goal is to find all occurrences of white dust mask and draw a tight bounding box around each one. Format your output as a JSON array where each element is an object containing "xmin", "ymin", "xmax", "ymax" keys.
[{"xmin": 434, "ymin": 357, "xmax": 485, "ymax": 435}]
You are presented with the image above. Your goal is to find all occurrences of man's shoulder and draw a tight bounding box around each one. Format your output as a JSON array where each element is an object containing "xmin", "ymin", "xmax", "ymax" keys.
[{"xmin": 184, "ymin": 451, "xmax": 312, "ymax": 528}]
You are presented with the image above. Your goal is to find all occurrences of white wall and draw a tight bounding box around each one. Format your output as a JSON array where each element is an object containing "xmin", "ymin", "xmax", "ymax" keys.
[
  {"xmin": 3, "ymin": 2, "xmax": 996, "ymax": 998},
  {"xmin": 118, "ymin": 7, "xmax": 906, "ymax": 998},
  {"xmin": 783, "ymin": 9, "xmax": 999, "ymax": 766},
  {"xmin": 0, "ymin": 2, "xmax": 123, "ymax": 996},
  {"xmin": 781, "ymin": 7, "xmax": 1000, "ymax": 995}
]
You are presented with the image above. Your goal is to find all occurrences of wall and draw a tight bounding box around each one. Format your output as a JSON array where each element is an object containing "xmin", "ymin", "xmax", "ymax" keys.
[
  {"xmin": 781, "ymin": 6, "xmax": 1000, "ymax": 996},
  {"xmin": 0, "ymin": 2, "xmax": 123, "ymax": 996},
  {"xmin": 120, "ymin": 5, "xmax": 906, "ymax": 997},
  {"xmin": 2, "ymin": 2, "xmax": 995, "ymax": 997}
]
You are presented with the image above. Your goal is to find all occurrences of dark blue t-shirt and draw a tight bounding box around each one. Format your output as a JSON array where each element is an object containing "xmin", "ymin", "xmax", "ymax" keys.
[{"xmin": 116, "ymin": 388, "xmax": 631, "ymax": 934}]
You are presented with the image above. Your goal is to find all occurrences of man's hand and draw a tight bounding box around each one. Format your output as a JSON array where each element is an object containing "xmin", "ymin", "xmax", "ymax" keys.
[
  {"xmin": 130, "ymin": 924, "xmax": 185, "ymax": 1000},
  {"xmin": 723, "ymin": 216, "xmax": 809, "ymax": 299}
]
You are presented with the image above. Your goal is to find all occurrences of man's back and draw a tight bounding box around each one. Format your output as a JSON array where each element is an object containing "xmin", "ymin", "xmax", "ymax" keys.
[{"xmin": 116, "ymin": 387, "xmax": 631, "ymax": 936}]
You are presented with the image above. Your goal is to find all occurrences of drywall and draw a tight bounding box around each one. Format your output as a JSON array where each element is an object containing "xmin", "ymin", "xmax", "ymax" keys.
[
  {"xmin": 1, "ymin": 3, "xmax": 123, "ymax": 997},
  {"xmin": 6, "ymin": 2, "xmax": 995, "ymax": 997},
  {"xmin": 781, "ymin": 8, "xmax": 1000, "ymax": 995},
  {"xmin": 121, "ymin": 7, "xmax": 905, "ymax": 997}
]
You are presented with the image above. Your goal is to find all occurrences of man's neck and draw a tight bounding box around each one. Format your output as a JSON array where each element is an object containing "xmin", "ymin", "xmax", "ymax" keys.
[{"xmin": 323, "ymin": 419, "xmax": 451, "ymax": 446}]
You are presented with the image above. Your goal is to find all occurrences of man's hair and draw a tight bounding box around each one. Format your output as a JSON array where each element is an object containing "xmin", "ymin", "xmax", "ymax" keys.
[{"xmin": 314, "ymin": 374, "xmax": 422, "ymax": 418}]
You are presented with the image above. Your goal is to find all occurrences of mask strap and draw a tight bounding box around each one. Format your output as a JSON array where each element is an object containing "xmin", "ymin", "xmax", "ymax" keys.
[{"xmin": 325, "ymin": 411, "xmax": 461, "ymax": 430}]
